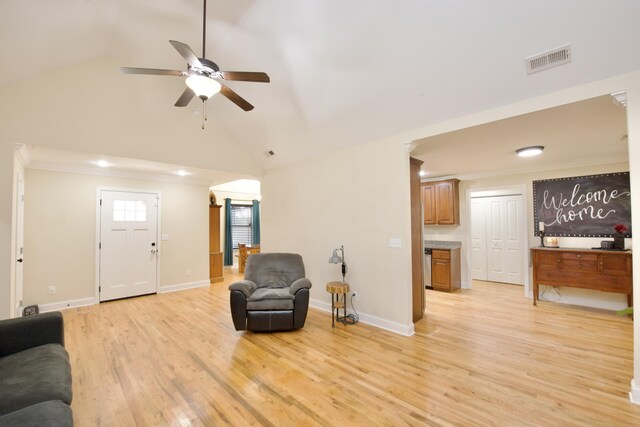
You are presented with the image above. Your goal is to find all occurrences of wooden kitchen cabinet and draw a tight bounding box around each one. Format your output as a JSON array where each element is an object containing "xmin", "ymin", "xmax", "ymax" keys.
[
  {"xmin": 431, "ymin": 248, "xmax": 461, "ymax": 292},
  {"xmin": 422, "ymin": 179, "xmax": 460, "ymax": 225}
]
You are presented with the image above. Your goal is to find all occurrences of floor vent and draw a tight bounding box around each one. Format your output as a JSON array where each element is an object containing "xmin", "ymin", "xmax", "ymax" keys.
[{"xmin": 525, "ymin": 45, "xmax": 571, "ymax": 74}]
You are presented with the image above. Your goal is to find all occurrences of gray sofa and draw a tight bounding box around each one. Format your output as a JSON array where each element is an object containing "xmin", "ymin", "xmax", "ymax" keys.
[
  {"xmin": 0, "ymin": 312, "xmax": 73, "ymax": 426},
  {"xmin": 229, "ymin": 253, "xmax": 312, "ymax": 331}
]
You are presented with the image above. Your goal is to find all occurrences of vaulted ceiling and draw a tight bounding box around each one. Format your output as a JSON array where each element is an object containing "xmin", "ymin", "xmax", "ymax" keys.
[{"xmin": 1, "ymin": 1, "xmax": 640, "ymax": 181}]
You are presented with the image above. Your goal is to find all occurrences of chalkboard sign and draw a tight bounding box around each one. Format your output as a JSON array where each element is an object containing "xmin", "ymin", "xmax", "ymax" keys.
[{"xmin": 533, "ymin": 172, "xmax": 631, "ymax": 237}]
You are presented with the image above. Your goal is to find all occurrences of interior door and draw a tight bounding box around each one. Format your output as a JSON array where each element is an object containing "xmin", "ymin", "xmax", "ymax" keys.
[
  {"xmin": 470, "ymin": 198, "xmax": 487, "ymax": 280},
  {"xmin": 503, "ymin": 196, "xmax": 524, "ymax": 285},
  {"xmin": 99, "ymin": 190, "xmax": 159, "ymax": 302},
  {"xmin": 14, "ymin": 173, "xmax": 24, "ymax": 317},
  {"xmin": 487, "ymin": 198, "xmax": 506, "ymax": 282}
]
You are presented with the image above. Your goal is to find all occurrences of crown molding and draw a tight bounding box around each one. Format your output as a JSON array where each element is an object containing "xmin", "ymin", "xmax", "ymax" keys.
[{"xmin": 13, "ymin": 143, "xmax": 32, "ymax": 167}]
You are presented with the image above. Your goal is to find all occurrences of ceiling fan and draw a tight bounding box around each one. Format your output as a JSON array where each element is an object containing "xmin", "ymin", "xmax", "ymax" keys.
[{"xmin": 120, "ymin": 0, "xmax": 269, "ymax": 115}]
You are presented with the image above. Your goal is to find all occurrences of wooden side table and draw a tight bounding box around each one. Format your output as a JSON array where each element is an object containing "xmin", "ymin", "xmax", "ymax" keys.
[{"xmin": 326, "ymin": 281, "xmax": 350, "ymax": 327}]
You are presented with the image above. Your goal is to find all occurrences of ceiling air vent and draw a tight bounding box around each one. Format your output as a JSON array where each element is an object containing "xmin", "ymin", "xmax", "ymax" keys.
[{"xmin": 525, "ymin": 45, "xmax": 571, "ymax": 74}]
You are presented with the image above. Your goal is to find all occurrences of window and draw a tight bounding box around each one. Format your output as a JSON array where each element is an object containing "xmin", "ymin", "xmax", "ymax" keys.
[
  {"xmin": 231, "ymin": 204, "xmax": 252, "ymax": 248},
  {"xmin": 113, "ymin": 200, "xmax": 147, "ymax": 222}
]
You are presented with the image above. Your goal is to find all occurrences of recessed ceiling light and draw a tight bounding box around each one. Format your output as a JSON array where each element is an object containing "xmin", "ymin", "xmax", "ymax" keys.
[
  {"xmin": 174, "ymin": 170, "xmax": 190, "ymax": 176},
  {"xmin": 95, "ymin": 160, "xmax": 110, "ymax": 168},
  {"xmin": 419, "ymin": 170, "xmax": 426, "ymax": 176},
  {"xmin": 516, "ymin": 146, "xmax": 544, "ymax": 157}
]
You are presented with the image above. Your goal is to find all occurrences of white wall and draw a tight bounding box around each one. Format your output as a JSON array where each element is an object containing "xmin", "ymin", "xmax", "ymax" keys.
[
  {"xmin": 0, "ymin": 143, "xmax": 14, "ymax": 319},
  {"xmin": 22, "ymin": 169, "xmax": 209, "ymax": 306},
  {"xmin": 0, "ymin": 57, "xmax": 262, "ymax": 177},
  {"xmin": 261, "ymin": 137, "xmax": 414, "ymax": 335},
  {"xmin": 426, "ymin": 162, "xmax": 630, "ymax": 310}
]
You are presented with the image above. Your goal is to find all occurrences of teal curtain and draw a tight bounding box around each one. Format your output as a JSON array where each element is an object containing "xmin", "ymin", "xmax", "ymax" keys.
[
  {"xmin": 252, "ymin": 200, "xmax": 261, "ymax": 245},
  {"xmin": 224, "ymin": 198, "xmax": 233, "ymax": 266}
]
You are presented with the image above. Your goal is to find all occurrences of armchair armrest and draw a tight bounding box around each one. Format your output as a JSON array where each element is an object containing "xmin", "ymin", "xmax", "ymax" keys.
[
  {"xmin": 290, "ymin": 278, "xmax": 312, "ymax": 295},
  {"xmin": 229, "ymin": 280, "xmax": 258, "ymax": 298},
  {"xmin": 0, "ymin": 312, "xmax": 65, "ymax": 357}
]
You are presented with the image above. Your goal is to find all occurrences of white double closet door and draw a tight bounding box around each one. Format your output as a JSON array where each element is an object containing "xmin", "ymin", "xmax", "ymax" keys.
[
  {"xmin": 471, "ymin": 195, "xmax": 524, "ymax": 285},
  {"xmin": 99, "ymin": 190, "xmax": 159, "ymax": 302}
]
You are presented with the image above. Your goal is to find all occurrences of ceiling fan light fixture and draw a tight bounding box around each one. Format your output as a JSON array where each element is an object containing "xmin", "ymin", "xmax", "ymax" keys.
[
  {"xmin": 186, "ymin": 75, "xmax": 221, "ymax": 100},
  {"xmin": 516, "ymin": 145, "xmax": 544, "ymax": 157}
]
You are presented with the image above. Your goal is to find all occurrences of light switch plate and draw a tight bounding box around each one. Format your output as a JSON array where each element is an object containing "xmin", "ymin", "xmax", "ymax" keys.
[
  {"xmin": 161, "ymin": 234, "xmax": 169, "ymax": 241},
  {"xmin": 389, "ymin": 238, "xmax": 402, "ymax": 248}
]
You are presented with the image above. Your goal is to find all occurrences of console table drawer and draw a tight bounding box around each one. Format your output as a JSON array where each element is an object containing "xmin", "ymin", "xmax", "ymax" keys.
[{"xmin": 535, "ymin": 269, "xmax": 631, "ymax": 293}]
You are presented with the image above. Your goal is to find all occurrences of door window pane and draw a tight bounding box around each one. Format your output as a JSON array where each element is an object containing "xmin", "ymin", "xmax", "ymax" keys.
[{"xmin": 113, "ymin": 200, "xmax": 148, "ymax": 222}]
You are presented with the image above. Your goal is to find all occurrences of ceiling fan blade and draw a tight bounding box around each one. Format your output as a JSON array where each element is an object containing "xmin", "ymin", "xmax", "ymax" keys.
[
  {"xmin": 220, "ymin": 84, "xmax": 254, "ymax": 111},
  {"xmin": 169, "ymin": 40, "xmax": 202, "ymax": 67},
  {"xmin": 220, "ymin": 71, "xmax": 270, "ymax": 83},
  {"xmin": 175, "ymin": 87, "xmax": 196, "ymax": 107},
  {"xmin": 120, "ymin": 67, "xmax": 186, "ymax": 76}
]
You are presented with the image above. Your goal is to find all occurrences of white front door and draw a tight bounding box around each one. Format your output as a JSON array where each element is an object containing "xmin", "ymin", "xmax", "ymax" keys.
[
  {"xmin": 14, "ymin": 173, "xmax": 24, "ymax": 317},
  {"xmin": 99, "ymin": 190, "xmax": 159, "ymax": 302}
]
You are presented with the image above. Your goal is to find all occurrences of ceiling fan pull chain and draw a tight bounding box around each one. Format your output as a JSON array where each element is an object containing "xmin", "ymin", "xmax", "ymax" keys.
[{"xmin": 202, "ymin": 101, "xmax": 206, "ymax": 130}]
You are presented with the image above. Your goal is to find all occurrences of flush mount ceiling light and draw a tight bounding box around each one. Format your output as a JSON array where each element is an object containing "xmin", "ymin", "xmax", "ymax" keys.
[
  {"xmin": 516, "ymin": 146, "xmax": 544, "ymax": 157},
  {"xmin": 419, "ymin": 170, "xmax": 426, "ymax": 177},
  {"xmin": 95, "ymin": 160, "xmax": 110, "ymax": 168}
]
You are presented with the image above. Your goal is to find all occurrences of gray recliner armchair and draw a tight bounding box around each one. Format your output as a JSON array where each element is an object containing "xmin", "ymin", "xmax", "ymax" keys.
[{"xmin": 229, "ymin": 253, "xmax": 312, "ymax": 332}]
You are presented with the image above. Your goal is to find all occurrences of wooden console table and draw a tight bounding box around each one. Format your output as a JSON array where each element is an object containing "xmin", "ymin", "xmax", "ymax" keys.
[{"xmin": 531, "ymin": 247, "xmax": 632, "ymax": 307}]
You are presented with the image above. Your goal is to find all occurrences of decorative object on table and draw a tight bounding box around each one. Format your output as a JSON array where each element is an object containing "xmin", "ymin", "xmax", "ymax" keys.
[
  {"xmin": 22, "ymin": 304, "xmax": 39, "ymax": 316},
  {"xmin": 209, "ymin": 191, "xmax": 217, "ymax": 206},
  {"xmin": 613, "ymin": 223, "xmax": 628, "ymax": 250},
  {"xmin": 228, "ymin": 253, "xmax": 311, "ymax": 332},
  {"xmin": 538, "ymin": 221, "xmax": 546, "ymax": 247},
  {"xmin": 328, "ymin": 245, "xmax": 347, "ymax": 282},
  {"xmin": 543, "ymin": 236, "xmax": 558, "ymax": 248},
  {"xmin": 326, "ymin": 281, "xmax": 350, "ymax": 328}
]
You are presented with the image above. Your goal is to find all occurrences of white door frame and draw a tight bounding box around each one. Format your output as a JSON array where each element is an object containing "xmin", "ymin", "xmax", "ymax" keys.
[
  {"xmin": 13, "ymin": 170, "xmax": 25, "ymax": 317},
  {"xmin": 95, "ymin": 187, "xmax": 161, "ymax": 301},
  {"xmin": 465, "ymin": 185, "xmax": 530, "ymax": 297}
]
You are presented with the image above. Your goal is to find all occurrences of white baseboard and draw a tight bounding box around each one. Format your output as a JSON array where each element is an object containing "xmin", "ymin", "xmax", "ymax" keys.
[
  {"xmin": 159, "ymin": 279, "xmax": 210, "ymax": 294},
  {"xmin": 630, "ymin": 379, "xmax": 640, "ymax": 405},
  {"xmin": 309, "ymin": 298, "xmax": 415, "ymax": 336},
  {"xmin": 38, "ymin": 297, "xmax": 97, "ymax": 313}
]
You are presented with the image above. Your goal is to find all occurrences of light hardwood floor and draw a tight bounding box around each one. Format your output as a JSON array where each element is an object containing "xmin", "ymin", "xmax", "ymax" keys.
[{"xmin": 63, "ymin": 272, "xmax": 640, "ymax": 426}]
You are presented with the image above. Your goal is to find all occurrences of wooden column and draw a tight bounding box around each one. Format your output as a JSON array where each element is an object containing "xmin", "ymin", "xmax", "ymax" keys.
[
  {"xmin": 209, "ymin": 205, "xmax": 223, "ymax": 283},
  {"xmin": 410, "ymin": 157, "xmax": 425, "ymax": 322}
]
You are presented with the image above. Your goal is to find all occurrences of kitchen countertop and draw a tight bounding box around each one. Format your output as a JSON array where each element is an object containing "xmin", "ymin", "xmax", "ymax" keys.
[{"xmin": 424, "ymin": 240, "xmax": 462, "ymax": 250}]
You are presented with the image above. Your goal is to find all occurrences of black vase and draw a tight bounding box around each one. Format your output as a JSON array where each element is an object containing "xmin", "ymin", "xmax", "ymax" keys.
[{"xmin": 613, "ymin": 234, "xmax": 625, "ymax": 250}]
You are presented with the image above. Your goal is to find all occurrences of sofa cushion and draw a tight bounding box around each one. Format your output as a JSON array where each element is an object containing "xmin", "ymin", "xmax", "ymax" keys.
[
  {"xmin": 247, "ymin": 287, "xmax": 294, "ymax": 310},
  {"xmin": 0, "ymin": 343, "xmax": 72, "ymax": 415},
  {"xmin": 0, "ymin": 400, "xmax": 73, "ymax": 427}
]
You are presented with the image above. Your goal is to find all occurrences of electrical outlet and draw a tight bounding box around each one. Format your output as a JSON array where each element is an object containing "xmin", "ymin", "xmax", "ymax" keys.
[
  {"xmin": 48, "ymin": 285, "xmax": 56, "ymax": 295},
  {"xmin": 351, "ymin": 291, "xmax": 357, "ymax": 298}
]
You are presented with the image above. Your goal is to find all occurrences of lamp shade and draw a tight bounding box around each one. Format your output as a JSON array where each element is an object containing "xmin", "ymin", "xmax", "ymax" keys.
[
  {"xmin": 328, "ymin": 249, "xmax": 342, "ymax": 264},
  {"xmin": 186, "ymin": 75, "xmax": 221, "ymax": 100}
]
